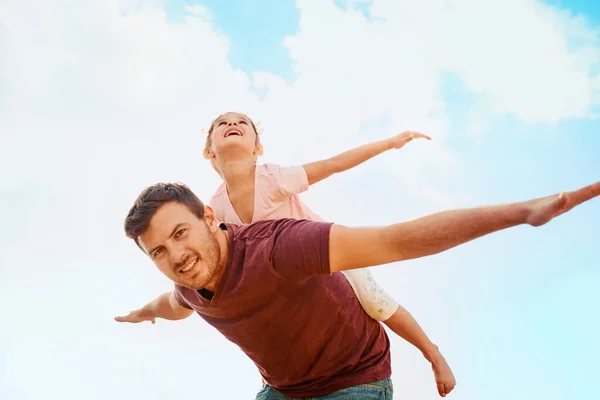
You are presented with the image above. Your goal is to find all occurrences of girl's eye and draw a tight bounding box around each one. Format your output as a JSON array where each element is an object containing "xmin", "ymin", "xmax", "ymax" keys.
[
  {"xmin": 239, "ymin": 120, "xmax": 247, "ymax": 125},
  {"xmin": 218, "ymin": 121, "xmax": 226, "ymax": 126}
]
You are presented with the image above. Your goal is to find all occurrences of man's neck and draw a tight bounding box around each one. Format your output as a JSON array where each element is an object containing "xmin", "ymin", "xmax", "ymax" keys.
[{"xmin": 200, "ymin": 224, "xmax": 230, "ymax": 294}]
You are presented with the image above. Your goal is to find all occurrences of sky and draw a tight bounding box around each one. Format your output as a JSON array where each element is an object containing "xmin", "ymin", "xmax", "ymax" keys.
[{"xmin": 1, "ymin": 0, "xmax": 599, "ymax": 399}]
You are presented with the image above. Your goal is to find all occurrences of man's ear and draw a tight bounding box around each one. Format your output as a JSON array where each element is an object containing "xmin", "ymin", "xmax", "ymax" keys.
[
  {"xmin": 204, "ymin": 205, "xmax": 220, "ymax": 232},
  {"xmin": 203, "ymin": 147, "xmax": 215, "ymax": 160}
]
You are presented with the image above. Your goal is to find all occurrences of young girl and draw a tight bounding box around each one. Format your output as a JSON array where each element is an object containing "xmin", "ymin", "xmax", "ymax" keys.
[{"xmin": 203, "ymin": 111, "xmax": 456, "ymax": 398}]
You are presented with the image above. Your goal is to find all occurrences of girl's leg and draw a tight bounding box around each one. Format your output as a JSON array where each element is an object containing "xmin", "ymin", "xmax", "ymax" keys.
[
  {"xmin": 342, "ymin": 268, "xmax": 456, "ymax": 397},
  {"xmin": 384, "ymin": 306, "xmax": 456, "ymax": 397},
  {"xmin": 341, "ymin": 268, "xmax": 398, "ymax": 321}
]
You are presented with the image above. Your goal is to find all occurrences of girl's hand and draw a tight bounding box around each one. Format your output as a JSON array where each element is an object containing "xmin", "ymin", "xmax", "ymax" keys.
[{"xmin": 389, "ymin": 131, "xmax": 431, "ymax": 149}]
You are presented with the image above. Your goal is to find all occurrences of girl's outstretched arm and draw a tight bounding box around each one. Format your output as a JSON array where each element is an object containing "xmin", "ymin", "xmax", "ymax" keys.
[{"xmin": 302, "ymin": 131, "xmax": 431, "ymax": 185}]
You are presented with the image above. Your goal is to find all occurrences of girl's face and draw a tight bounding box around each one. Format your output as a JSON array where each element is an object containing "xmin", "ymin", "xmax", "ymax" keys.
[{"xmin": 205, "ymin": 112, "xmax": 262, "ymax": 162}]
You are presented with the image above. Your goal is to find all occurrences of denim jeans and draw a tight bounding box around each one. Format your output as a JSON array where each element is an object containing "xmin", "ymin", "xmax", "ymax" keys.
[{"xmin": 255, "ymin": 377, "xmax": 393, "ymax": 399}]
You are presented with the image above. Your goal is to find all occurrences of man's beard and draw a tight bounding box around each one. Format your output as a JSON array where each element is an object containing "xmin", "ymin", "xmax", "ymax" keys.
[{"xmin": 182, "ymin": 231, "xmax": 222, "ymax": 290}]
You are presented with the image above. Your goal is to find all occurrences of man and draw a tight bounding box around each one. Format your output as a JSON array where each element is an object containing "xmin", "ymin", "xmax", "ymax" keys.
[{"xmin": 115, "ymin": 180, "xmax": 599, "ymax": 399}]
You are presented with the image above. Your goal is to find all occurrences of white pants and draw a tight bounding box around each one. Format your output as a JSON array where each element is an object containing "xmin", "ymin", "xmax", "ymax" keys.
[{"xmin": 341, "ymin": 268, "xmax": 398, "ymax": 322}]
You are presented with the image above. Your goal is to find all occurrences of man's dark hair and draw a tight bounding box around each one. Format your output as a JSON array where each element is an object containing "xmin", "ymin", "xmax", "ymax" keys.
[{"xmin": 124, "ymin": 182, "xmax": 206, "ymax": 247}]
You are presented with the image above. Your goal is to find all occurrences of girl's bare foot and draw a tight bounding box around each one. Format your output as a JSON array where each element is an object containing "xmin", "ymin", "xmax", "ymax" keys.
[
  {"xmin": 430, "ymin": 352, "xmax": 456, "ymax": 397},
  {"xmin": 526, "ymin": 181, "xmax": 600, "ymax": 227}
]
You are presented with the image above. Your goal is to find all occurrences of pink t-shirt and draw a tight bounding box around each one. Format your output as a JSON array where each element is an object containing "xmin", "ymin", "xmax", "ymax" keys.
[{"xmin": 210, "ymin": 163, "xmax": 324, "ymax": 224}]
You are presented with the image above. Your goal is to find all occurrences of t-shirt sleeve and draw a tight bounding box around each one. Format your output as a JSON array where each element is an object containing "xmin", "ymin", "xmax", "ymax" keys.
[
  {"xmin": 270, "ymin": 219, "xmax": 333, "ymax": 282},
  {"xmin": 265, "ymin": 164, "xmax": 309, "ymax": 200},
  {"xmin": 173, "ymin": 285, "xmax": 193, "ymax": 310}
]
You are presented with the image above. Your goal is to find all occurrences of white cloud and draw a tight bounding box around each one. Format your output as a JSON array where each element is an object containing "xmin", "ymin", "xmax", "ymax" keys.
[
  {"xmin": 250, "ymin": 0, "xmax": 600, "ymax": 205},
  {"xmin": 434, "ymin": 0, "xmax": 600, "ymax": 123},
  {"xmin": 1, "ymin": 0, "xmax": 599, "ymax": 399}
]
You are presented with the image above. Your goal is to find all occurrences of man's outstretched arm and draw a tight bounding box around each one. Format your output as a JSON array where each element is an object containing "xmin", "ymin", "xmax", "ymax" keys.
[
  {"xmin": 114, "ymin": 291, "xmax": 193, "ymax": 324},
  {"xmin": 329, "ymin": 181, "xmax": 600, "ymax": 272}
]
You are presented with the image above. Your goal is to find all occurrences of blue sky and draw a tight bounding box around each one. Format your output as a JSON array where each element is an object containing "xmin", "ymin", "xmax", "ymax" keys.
[
  {"xmin": 166, "ymin": 0, "xmax": 300, "ymax": 82},
  {"xmin": 1, "ymin": 1, "xmax": 599, "ymax": 399}
]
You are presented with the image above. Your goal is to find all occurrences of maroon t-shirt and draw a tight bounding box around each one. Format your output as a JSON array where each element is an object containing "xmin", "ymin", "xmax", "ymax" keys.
[{"xmin": 173, "ymin": 218, "xmax": 391, "ymax": 397}]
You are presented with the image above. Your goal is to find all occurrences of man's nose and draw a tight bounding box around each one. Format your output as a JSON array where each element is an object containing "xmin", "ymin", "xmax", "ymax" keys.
[{"xmin": 169, "ymin": 243, "xmax": 187, "ymax": 265}]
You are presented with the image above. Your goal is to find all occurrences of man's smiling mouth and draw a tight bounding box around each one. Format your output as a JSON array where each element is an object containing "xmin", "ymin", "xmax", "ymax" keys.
[{"xmin": 179, "ymin": 257, "xmax": 198, "ymax": 274}]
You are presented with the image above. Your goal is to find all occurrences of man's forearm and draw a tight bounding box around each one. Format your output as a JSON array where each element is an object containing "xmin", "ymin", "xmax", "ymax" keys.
[
  {"xmin": 114, "ymin": 291, "xmax": 193, "ymax": 324},
  {"xmin": 146, "ymin": 291, "xmax": 192, "ymax": 321},
  {"xmin": 330, "ymin": 201, "xmax": 531, "ymax": 272},
  {"xmin": 382, "ymin": 203, "xmax": 528, "ymax": 262},
  {"xmin": 375, "ymin": 180, "xmax": 600, "ymax": 264}
]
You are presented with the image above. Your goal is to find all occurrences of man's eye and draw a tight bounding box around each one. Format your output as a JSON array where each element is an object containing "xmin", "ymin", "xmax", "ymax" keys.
[
  {"xmin": 175, "ymin": 229, "xmax": 186, "ymax": 238},
  {"xmin": 153, "ymin": 248, "xmax": 163, "ymax": 257}
]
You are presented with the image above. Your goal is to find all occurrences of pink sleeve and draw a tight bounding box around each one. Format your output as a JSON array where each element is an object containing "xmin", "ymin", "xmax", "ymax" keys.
[
  {"xmin": 208, "ymin": 185, "xmax": 227, "ymax": 222},
  {"xmin": 209, "ymin": 196, "xmax": 225, "ymax": 222},
  {"xmin": 265, "ymin": 164, "xmax": 309, "ymax": 200}
]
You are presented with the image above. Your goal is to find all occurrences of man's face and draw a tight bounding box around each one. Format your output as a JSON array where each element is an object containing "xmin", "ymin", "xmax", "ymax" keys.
[{"xmin": 138, "ymin": 201, "xmax": 222, "ymax": 290}]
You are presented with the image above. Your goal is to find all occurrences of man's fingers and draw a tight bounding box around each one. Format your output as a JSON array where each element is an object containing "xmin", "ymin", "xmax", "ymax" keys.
[
  {"xmin": 114, "ymin": 312, "xmax": 140, "ymax": 323},
  {"xmin": 114, "ymin": 313, "xmax": 155, "ymax": 324}
]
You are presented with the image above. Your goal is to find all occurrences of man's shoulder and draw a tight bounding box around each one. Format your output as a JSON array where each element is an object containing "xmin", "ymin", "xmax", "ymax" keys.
[
  {"xmin": 228, "ymin": 218, "xmax": 330, "ymax": 241},
  {"xmin": 173, "ymin": 284, "xmax": 194, "ymax": 306},
  {"xmin": 227, "ymin": 218, "xmax": 303, "ymax": 239}
]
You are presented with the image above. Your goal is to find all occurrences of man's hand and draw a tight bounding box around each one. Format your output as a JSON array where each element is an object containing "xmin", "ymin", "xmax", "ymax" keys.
[
  {"xmin": 114, "ymin": 307, "xmax": 156, "ymax": 324},
  {"xmin": 114, "ymin": 292, "xmax": 193, "ymax": 324},
  {"xmin": 389, "ymin": 131, "xmax": 431, "ymax": 149}
]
